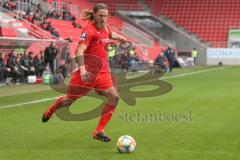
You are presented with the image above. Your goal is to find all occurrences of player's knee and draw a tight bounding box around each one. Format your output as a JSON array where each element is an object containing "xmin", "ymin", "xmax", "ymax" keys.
[
  {"xmin": 60, "ymin": 98, "xmax": 75, "ymax": 106},
  {"xmin": 109, "ymin": 94, "xmax": 119, "ymax": 106}
]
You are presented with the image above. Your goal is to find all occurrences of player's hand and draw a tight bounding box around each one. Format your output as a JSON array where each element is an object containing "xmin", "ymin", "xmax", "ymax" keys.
[
  {"xmin": 118, "ymin": 36, "xmax": 126, "ymax": 42},
  {"xmin": 80, "ymin": 66, "xmax": 93, "ymax": 83}
]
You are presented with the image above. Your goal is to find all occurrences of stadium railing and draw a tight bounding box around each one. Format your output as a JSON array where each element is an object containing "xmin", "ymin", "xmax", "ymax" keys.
[
  {"xmin": 55, "ymin": 1, "xmax": 80, "ymax": 18},
  {"xmin": 0, "ymin": 6, "xmax": 55, "ymax": 39}
]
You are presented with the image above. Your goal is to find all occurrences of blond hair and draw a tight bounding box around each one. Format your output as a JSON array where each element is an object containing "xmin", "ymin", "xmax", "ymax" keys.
[{"xmin": 81, "ymin": 3, "xmax": 108, "ymax": 21}]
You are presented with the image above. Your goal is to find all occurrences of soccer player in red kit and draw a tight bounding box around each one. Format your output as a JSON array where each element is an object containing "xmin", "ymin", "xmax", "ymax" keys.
[{"xmin": 42, "ymin": 3, "xmax": 125, "ymax": 142}]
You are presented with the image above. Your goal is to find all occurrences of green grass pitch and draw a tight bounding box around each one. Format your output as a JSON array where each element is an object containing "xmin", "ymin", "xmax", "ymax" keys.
[{"xmin": 0, "ymin": 66, "xmax": 239, "ymax": 160}]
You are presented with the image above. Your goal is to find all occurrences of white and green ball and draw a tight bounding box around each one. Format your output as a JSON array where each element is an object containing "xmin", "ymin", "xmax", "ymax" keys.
[{"xmin": 117, "ymin": 135, "xmax": 136, "ymax": 153}]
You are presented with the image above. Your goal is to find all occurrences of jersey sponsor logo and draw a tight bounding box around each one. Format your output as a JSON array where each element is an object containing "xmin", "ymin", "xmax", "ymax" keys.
[{"xmin": 80, "ymin": 32, "xmax": 88, "ymax": 40}]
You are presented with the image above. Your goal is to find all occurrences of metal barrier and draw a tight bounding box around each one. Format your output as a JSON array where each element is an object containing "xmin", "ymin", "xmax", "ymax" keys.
[
  {"xmin": 0, "ymin": 6, "xmax": 55, "ymax": 39},
  {"xmin": 15, "ymin": 1, "xmax": 33, "ymax": 12},
  {"xmin": 55, "ymin": 1, "xmax": 80, "ymax": 17}
]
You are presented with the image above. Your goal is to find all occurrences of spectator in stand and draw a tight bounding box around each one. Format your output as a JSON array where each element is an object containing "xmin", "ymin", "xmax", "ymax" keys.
[
  {"xmin": 118, "ymin": 41, "xmax": 132, "ymax": 54},
  {"xmin": 33, "ymin": 8, "xmax": 41, "ymax": 21},
  {"xmin": 31, "ymin": 4, "xmax": 44, "ymax": 25},
  {"xmin": 0, "ymin": 53, "xmax": 5, "ymax": 86},
  {"xmin": 61, "ymin": 42, "xmax": 71, "ymax": 62},
  {"xmin": 12, "ymin": 57, "xmax": 25, "ymax": 84},
  {"xmin": 115, "ymin": 42, "xmax": 131, "ymax": 71},
  {"xmin": 7, "ymin": 51, "xmax": 17, "ymax": 75},
  {"xmin": 26, "ymin": 7, "xmax": 32, "ymax": 18},
  {"xmin": 36, "ymin": 3, "xmax": 42, "ymax": 11},
  {"xmin": 127, "ymin": 47, "xmax": 141, "ymax": 71},
  {"xmin": 17, "ymin": 52, "xmax": 23, "ymax": 59},
  {"xmin": 43, "ymin": 21, "xmax": 57, "ymax": 37},
  {"xmin": 1, "ymin": 0, "xmax": 7, "ymax": 8},
  {"xmin": 72, "ymin": 15, "xmax": 76, "ymax": 21},
  {"xmin": 31, "ymin": 17, "xmax": 38, "ymax": 25},
  {"xmin": 61, "ymin": 4, "xmax": 71, "ymax": 20},
  {"xmin": 120, "ymin": 53, "xmax": 128, "ymax": 72},
  {"xmin": 20, "ymin": 51, "xmax": 36, "ymax": 80},
  {"xmin": 1, "ymin": 0, "xmax": 8, "ymax": 9},
  {"xmin": 61, "ymin": 9, "xmax": 71, "ymax": 21},
  {"xmin": 142, "ymin": 46, "xmax": 150, "ymax": 64},
  {"xmin": 2, "ymin": 0, "xmax": 16, "ymax": 10},
  {"xmin": 106, "ymin": 43, "xmax": 116, "ymax": 69},
  {"xmin": 72, "ymin": 20, "xmax": 82, "ymax": 28},
  {"xmin": 50, "ymin": 28, "xmax": 60, "ymax": 38},
  {"xmin": 40, "ymin": 18, "xmax": 48, "ymax": 30},
  {"xmin": 9, "ymin": 1, "xmax": 17, "ymax": 10},
  {"xmin": 46, "ymin": 6, "xmax": 59, "ymax": 19},
  {"xmin": 46, "ymin": 21, "xmax": 53, "ymax": 31},
  {"xmin": 59, "ymin": 42, "xmax": 71, "ymax": 78},
  {"xmin": 71, "ymin": 16, "xmax": 80, "ymax": 27},
  {"xmin": 27, "ymin": 8, "xmax": 34, "ymax": 22},
  {"xmin": 0, "ymin": 52, "xmax": 11, "ymax": 86},
  {"xmin": 15, "ymin": 10, "xmax": 26, "ymax": 19},
  {"xmin": 52, "ymin": 10, "xmax": 60, "ymax": 19},
  {"xmin": 125, "ymin": 53, "xmax": 131, "ymax": 71},
  {"xmin": 44, "ymin": 42, "xmax": 58, "ymax": 74},
  {"xmin": 50, "ymin": 0, "xmax": 57, "ymax": 13},
  {"xmin": 58, "ymin": 59, "xmax": 68, "ymax": 79},
  {"xmin": 113, "ymin": 51, "xmax": 124, "ymax": 70},
  {"xmin": 46, "ymin": 11, "xmax": 51, "ymax": 19},
  {"xmin": 33, "ymin": 52, "xmax": 45, "ymax": 77},
  {"xmin": 164, "ymin": 44, "xmax": 176, "ymax": 72},
  {"xmin": 154, "ymin": 51, "xmax": 169, "ymax": 73}
]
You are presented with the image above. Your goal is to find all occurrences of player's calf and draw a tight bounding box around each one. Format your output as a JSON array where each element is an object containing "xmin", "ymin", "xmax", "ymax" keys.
[{"xmin": 42, "ymin": 97, "xmax": 75, "ymax": 123}]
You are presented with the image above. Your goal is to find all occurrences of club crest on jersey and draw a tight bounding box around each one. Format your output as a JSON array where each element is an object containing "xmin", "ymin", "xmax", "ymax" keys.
[{"xmin": 80, "ymin": 32, "xmax": 88, "ymax": 40}]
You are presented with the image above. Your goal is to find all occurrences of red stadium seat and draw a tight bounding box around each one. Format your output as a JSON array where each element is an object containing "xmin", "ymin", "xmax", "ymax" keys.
[
  {"xmin": 150, "ymin": 0, "xmax": 240, "ymax": 47},
  {"xmin": 1, "ymin": 27, "xmax": 17, "ymax": 37},
  {"xmin": 42, "ymin": 0, "xmax": 162, "ymax": 60}
]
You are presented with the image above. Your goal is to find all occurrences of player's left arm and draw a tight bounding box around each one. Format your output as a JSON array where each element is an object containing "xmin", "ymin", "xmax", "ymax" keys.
[{"xmin": 110, "ymin": 31, "xmax": 126, "ymax": 41}]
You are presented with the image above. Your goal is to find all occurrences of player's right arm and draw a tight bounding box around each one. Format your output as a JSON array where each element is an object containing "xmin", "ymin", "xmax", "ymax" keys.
[
  {"xmin": 76, "ymin": 43, "xmax": 92, "ymax": 82},
  {"xmin": 76, "ymin": 28, "xmax": 94, "ymax": 82}
]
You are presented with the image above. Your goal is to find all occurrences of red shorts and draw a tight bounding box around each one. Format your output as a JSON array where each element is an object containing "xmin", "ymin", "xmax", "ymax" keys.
[{"xmin": 66, "ymin": 70, "xmax": 116, "ymax": 99}]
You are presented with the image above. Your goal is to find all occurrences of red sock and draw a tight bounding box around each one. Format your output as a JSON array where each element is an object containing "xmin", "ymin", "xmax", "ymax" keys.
[
  {"xmin": 94, "ymin": 104, "xmax": 116, "ymax": 133},
  {"xmin": 45, "ymin": 96, "xmax": 65, "ymax": 117}
]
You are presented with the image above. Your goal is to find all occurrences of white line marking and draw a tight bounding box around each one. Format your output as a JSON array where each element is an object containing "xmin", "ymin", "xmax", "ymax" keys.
[
  {"xmin": 0, "ymin": 97, "xmax": 59, "ymax": 109},
  {"xmin": 0, "ymin": 66, "xmax": 229, "ymax": 109},
  {"xmin": 162, "ymin": 66, "xmax": 229, "ymax": 80}
]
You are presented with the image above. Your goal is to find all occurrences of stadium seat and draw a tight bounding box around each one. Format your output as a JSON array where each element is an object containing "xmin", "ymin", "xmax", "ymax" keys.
[
  {"xmin": 1, "ymin": 27, "xmax": 17, "ymax": 37},
  {"xmin": 43, "ymin": 0, "xmax": 162, "ymax": 59},
  {"xmin": 150, "ymin": 0, "xmax": 240, "ymax": 47}
]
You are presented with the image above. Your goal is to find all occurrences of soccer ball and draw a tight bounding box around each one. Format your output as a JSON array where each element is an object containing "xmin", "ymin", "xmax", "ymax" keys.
[{"xmin": 117, "ymin": 135, "xmax": 136, "ymax": 153}]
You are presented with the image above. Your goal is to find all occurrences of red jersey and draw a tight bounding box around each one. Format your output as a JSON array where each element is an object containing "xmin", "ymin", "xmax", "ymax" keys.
[{"xmin": 79, "ymin": 22, "xmax": 112, "ymax": 75}]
